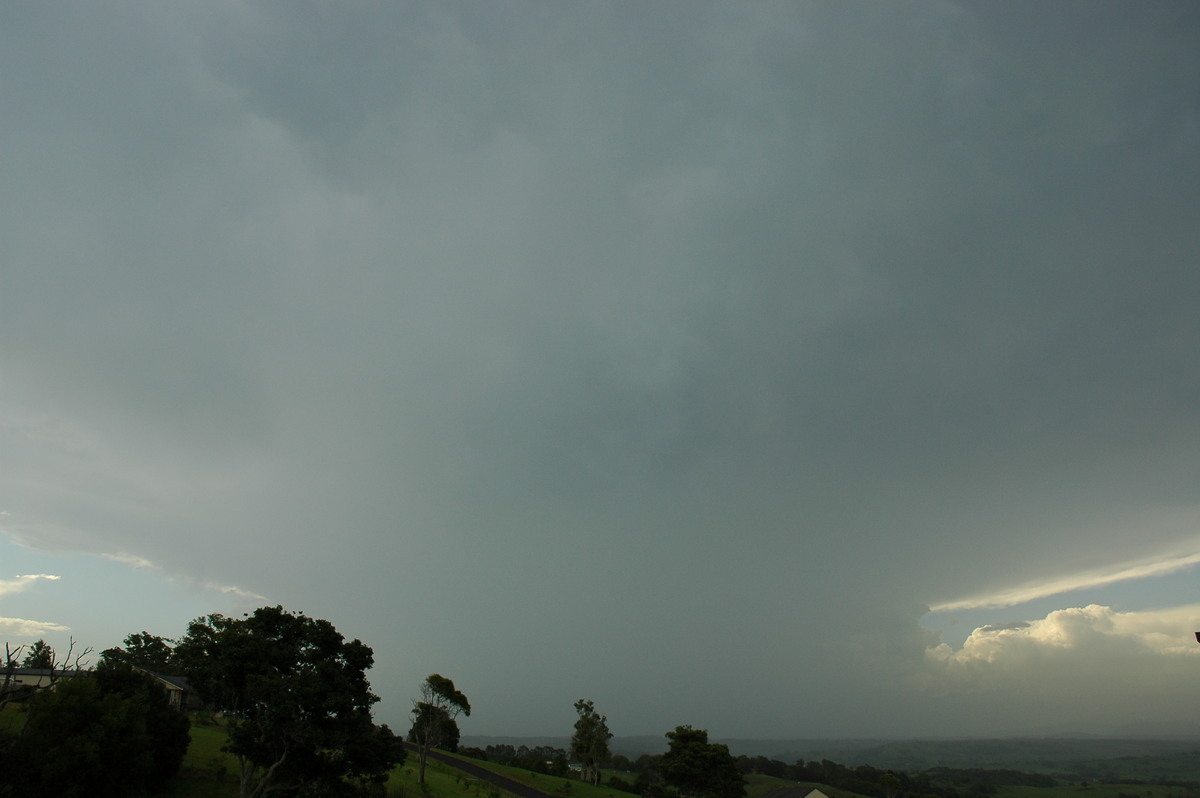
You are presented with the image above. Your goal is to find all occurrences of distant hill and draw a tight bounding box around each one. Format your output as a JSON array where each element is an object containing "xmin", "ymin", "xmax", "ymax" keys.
[
  {"xmin": 729, "ymin": 738, "xmax": 1200, "ymax": 772},
  {"xmin": 461, "ymin": 735, "xmax": 1200, "ymax": 774}
]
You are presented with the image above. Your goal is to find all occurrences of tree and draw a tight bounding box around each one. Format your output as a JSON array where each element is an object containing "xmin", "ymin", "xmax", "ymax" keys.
[
  {"xmin": 174, "ymin": 605, "xmax": 404, "ymax": 798},
  {"xmin": 409, "ymin": 673, "xmax": 470, "ymax": 785},
  {"xmin": 93, "ymin": 659, "xmax": 192, "ymax": 791},
  {"xmin": 100, "ymin": 631, "xmax": 177, "ymax": 671},
  {"xmin": 1, "ymin": 670, "xmax": 182, "ymax": 797},
  {"xmin": 1, "ymin": 642, "xmax": 25, "ymax": 711},
  {"xmin": 570, "ymin": 699, "xmax": 612, "ymax": 785},
  {"xmin": 21, "ymin": 639, "xmax": 54, "ymax": 669},
  {"xmin": 659, "ymin": 726, "xmax": 745, "ymax": 798},
  {"xmin": 409, "ymin": 702, "xmax": 462, "ymax": 753}
]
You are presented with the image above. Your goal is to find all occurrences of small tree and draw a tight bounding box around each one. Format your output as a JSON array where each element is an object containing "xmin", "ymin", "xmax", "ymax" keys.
[
  {"xmin": 21, "ymin": 639, "xmax": 55, "ymax": 669},
  {"xmin": 570, "ymin": 699, "xmax": 612, "ymax": 785},
  {"xmin": 3, "ymin": 636, "xmax": 92, "ymax": 706},
  {"xmin": 409, "ymin": 673, "xmax": 470, "ymax": 784}
]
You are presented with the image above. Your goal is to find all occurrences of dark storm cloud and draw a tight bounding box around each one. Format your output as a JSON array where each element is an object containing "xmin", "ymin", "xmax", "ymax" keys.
[{"xmin": 2, "ymin": 1, "xmax": 1199, "ymax": 737}]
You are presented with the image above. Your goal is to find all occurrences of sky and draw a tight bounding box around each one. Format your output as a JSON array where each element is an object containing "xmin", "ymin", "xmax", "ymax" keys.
[{"xmin": 3, "ymin": 1, "xmax": 1200, "ymax": 742}]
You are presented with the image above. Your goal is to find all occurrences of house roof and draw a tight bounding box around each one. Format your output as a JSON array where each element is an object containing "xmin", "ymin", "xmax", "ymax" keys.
[
  {"xmin": 5, "ymin": 668, "xmax": 81, "ymax": 678},
  {"xmin": 149, "ymin": 672, "xmax": 192, "ymax": 691}
]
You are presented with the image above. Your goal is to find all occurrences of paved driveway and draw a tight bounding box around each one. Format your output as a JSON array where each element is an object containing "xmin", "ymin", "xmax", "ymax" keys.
[{"xmin": 403, "ymin": 744, "xmax": 561, "ymax": 798}]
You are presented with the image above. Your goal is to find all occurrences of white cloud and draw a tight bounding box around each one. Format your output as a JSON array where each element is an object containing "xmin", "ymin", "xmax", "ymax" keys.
[
  {"xmin": 101, "ymin": 552, "xmax": 158, "ymax": 569},
  {"xmin": 908, "ymin": 603, "xmax": 1200, "ymax": 735},
  {"xmin": 0, "ymin": 616, "xmax": 70, "ymax": 637},
  {"xmin": 931, "ymin": 548, "xmax": 1200, "ymax": 611},
  {"xmin": 101, "ymin": 553, "xmax": 267, "ymax": 602},
  {"xmin": 0, "ymin": 573, "xmax": 60, "ymax": 599},
  {"xmin": 203, "ymin": 583, "xmax": 267, "ymax": 602},
  {"xmin": 922, "ymin": 604, "xmax": 1200, "ymax": 695}
]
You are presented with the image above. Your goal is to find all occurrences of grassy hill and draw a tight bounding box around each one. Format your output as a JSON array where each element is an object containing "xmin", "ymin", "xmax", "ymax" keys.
[
  {"xmin": 8, "ymin": 711, "xmax": 1200, "ymax": 797},
  {"xmin": 752, "ymin": 739, "xmax": 1200, "ymax": 773},
  {"xmin": 165, "ymin": 722, "xmax": 641, "ymax": 798},
  {"xmin": 161, "ymin": 731, "xmax": 1200, "ymax": 798}
]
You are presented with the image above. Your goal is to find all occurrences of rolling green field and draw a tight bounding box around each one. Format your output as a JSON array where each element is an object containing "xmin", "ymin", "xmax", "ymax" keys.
[
  {"xmin": 6, "ymin": 708, "xmax": 1200, "ymax": 798},
  {"xmin": 993, "ymin": 785, "xmax": 1193, "ymax": 798},
  {"xmin": 163, "ymin": 723, "xmax": 640, "ymax": 798}
]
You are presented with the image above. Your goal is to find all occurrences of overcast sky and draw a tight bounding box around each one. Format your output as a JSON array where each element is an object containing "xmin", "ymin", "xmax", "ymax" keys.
[{"xmin": 3, "ymin": 1, "xmax": 1200, "ymax": 741}]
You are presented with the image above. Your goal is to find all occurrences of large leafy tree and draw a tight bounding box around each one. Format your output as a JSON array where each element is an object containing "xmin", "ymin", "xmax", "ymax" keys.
[
  {"xmin": 1, "ymin": 664, "xmax": 189, "ymax": 798},
  {"xmin": 93, "ymin": 659, "xmax": 192, "ymax": 791},
  {"xmin": 659, "ymin": 725, "xmax": 745, "ymax": 798},
  {"xmin": 174, "ymin": 605, "xmax": 404, "ymax": 798},
  {"xmin": 570, "ymin": 699, "xmax": 612, "ymax": 785},
  {"xmin": 409, "ymin": 673, "xmax": 470, "ymax": 785}
]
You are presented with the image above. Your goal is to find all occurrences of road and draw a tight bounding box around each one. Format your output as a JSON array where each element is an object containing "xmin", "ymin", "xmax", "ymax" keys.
[{"xmin": 403, "ymin": 743, "xmax": 562, "ymax": 798}]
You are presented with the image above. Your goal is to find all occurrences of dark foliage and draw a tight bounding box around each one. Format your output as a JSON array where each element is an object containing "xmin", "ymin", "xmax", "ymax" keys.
[
  {"xmin": 572, "ymin": 699, "xmax": 613, "ymax": 786},
  {"xmin": 99, "ymin": 632, "xmax": 177, "ymax": 672},
  {"xmin": 175, "ymin": 605, "xmax": 403, "ymax": 798},
  {"xmin": 93, "ymin": 660, "xmax": 191, "ymax": 791},
  {"xmin": 0, "ymin": 671, "xmax": 185, "ymax": 798},
  {"xmin": 660, "ymin": 726, "xmax": 745, "ymax": 798},
  {"xmin": 483, "ymin": 743, "xmax": 570, "ymax": 776},
  {"xmin": 409, "ymin": 673, "xmax": 470, "ymax": 785},
  {"xmin": 19, "ymin": 640, "xmax": 54, "ymax": 670}
]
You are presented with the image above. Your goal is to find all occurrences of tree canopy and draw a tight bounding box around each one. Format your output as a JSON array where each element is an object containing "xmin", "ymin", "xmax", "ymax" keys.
[
  {"xmin": 660, "ymin": 725, "xmax": 745, "ymax": 798},
  {"xmin": 0, "ymin": 664, "xmax": 189, "ymax": 797},
  {"xmin": 174, "ymin": 605, "xmax": 403, "ymax": 798},
  {"xmin": 570, "ymin": 698, "xmax": 613, "ymax": 786},
  {"xmin": 20, "ymin": 639, "xmax": 54, "ymax": 669},
  {"xmin": 409, "ymin": 673, "xmax": 471, "ymax": 784},
  {"xmin": 100, "ymin": 631, "xmax": 177, "ymax": 672}
]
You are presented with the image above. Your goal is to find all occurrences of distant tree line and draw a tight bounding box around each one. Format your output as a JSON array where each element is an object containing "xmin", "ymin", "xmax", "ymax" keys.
[
  {"xmin": 731, "ymin": 756, "xmax": 1058, "ymax": 798},
  {"xmin": 591, "ymin": 749, "xmax": 1061, "ymax": 798},
  {"xmin": 463, "ymin": 715, "xmax": 744, "ymax": 798},
  {"xmin": 461, "ymin": 743, "xmax": 572, "ymax": 775}
]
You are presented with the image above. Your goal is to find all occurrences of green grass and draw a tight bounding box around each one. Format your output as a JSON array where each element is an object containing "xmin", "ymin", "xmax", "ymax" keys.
[
  {"xmin": 995, "ymin": 785, "xmax": 1192, "ymax": 798},
  {"xmin": 6, "ymin": 708, "xmax": 1198, "ymax": 798},
  {"xmin": 0, "ymin": 701, "xmax": 22, "ymax": 733},
  {"xmin": 161, "ymin": 724, "xmax": 612, "ymax": 798},
  {"xmin": 160, "ymin": 721, "xmax": 240, "ymax": 797},
  {"xmin": 745, "ymin": 773, "xmax": 801, "ymax": 798},
  {"xmin": 437, "ymin": 750, "xmax": 640, "ymax": 798},
  {"xmin": 746, "ymin": 776, "xmax": 874, "ymax": 798}
]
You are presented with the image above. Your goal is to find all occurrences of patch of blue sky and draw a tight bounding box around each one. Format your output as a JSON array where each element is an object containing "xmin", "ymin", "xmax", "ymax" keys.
[{"xmin": 0, "ymin": 536, "xmax": 224, "ymax": 660}]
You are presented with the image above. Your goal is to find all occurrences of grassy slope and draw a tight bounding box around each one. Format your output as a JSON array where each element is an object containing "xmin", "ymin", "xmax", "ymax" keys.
[
  {"xmin": 6, "ymin": 709, "xmax": 1197, "ymax": 798},
  {"xmin": 994, "ymin": 785, "xmax": 1191, "ymax": 798},
  {"xmin": 165, "ymin": 726, "xmax": 642, "ymax": 798},
  {"xmin": 435, "ymin": 750, "xmax": 641, "ymax": 798}
]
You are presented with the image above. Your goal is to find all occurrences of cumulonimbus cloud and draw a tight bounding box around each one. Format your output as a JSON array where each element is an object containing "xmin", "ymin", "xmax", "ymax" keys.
[{"xmin": 920, "ymin": 603, "xmax": 1200, "ymax": 700}]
